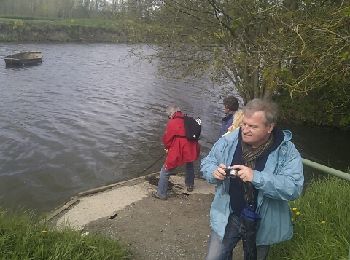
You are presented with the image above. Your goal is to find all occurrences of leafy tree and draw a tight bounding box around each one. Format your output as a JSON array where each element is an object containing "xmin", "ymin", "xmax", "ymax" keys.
[
  {"xmin": 273, "ymin": 1, "xmax": 350, "ymax": 127},
  {"xmin": 141, "ymin": 0, "xmax": 350, "ymax": 127}
]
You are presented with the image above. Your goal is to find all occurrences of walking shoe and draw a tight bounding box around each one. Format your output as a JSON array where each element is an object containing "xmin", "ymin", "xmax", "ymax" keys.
[
  {"xmin": 187, "ymin": 185, "xmax": 194, "ymax": 192},
  {"xmin": 152, "ymin": 191, "xmax": 167, "ymax": 200}
]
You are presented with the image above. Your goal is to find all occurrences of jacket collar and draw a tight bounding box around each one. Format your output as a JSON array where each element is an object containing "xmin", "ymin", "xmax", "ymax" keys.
[
  {"xmin": 171, "ymin": 111, "xmax": 183, "ymax": 119},
  {"xmin": 222, "ymin": 113, "xmax": 233, "ymax": 122}
]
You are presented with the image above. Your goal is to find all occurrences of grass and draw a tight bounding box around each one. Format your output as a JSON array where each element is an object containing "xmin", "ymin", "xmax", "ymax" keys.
[
  {"xmin": 0, "ymin": 15, "xmax": 152, "ymax": 31},
  {"xmin": 0, "ymin": 15, "xmax": 155, "ymax": 43},
  {"xmin": 0, "ymin": 210, "xmax": 131, "ymax": 260},
  {"xmin": 0, "ymin": 16, "xmax": 125, "ymax": 29},
  {"xmin": 1, "ymin": 171, "xmax": 347, "ymax": 259},
  {"xmin": 269, "ymin": 177, "xmax": 350, "ymax": 260}
]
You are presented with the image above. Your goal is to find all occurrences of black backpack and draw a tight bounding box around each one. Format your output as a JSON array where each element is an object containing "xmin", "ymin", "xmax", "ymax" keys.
[{"xmin": 183, "ymin": 115, "xmax": 202, "ymax": 140}]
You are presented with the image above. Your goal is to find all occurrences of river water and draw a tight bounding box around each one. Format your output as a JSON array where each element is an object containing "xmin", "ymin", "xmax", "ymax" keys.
[{"xmin": 0, "ymin": 43, "xmax": 349, "ymax": 213}]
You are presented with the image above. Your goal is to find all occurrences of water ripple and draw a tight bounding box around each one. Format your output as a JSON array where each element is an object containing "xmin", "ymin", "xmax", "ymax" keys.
[{"xmin": 0, "ymin": 43, "xmax": 222, "ymax": 212}]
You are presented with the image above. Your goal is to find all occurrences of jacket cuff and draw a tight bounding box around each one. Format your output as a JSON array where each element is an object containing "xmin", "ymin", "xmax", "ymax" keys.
[
  {"xmin": 204, "ymin": 165, "xmax": 219, "ymax": 184},
  {"xmin": 252, "ymin": 170, "xmax": 264, "ymax": 188}
]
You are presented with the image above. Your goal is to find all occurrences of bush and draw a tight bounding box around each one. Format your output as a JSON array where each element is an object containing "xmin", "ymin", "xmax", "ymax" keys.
[{"xmin": 269, "ymin": 177, "xmax": 350, "ymax": 260}]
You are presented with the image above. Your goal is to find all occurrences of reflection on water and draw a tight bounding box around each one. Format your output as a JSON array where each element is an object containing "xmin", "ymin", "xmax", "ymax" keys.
[
  {"xmin": 281, "ymin": 123, "xmax": 350, "ymax": 184},
  {"xmin": 277, "ymin": 121, "xmax": 350, "ymax": 171},
  {"xmin": 0, "ymin": 43, "xmax": 349, "ymax": 213}
]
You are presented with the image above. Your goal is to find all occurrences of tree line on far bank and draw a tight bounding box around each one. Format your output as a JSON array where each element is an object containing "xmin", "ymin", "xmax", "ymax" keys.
[{"xmin": 1, "ymin": 0, "xmax": 349, "ymax": 128}]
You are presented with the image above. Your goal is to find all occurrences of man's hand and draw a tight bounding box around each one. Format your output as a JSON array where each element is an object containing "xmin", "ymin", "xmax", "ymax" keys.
[
  {"xmin": 212, "ymin": 164, "xmax": 227, "ymax": 180},
  {"xmin": 164, "ymin": 149, "xmax": 168, "ymax": 153},
  {"xmin": 233, "ymin": 165, "xmax": 253, "ymax": 182}
]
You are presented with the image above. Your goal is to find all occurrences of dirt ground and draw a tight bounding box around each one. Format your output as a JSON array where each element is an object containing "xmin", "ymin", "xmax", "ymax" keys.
[
  {"xmin": 85, "ymin": 192, "xmax": 213, "ymax": 259},
  {"xmin": 52, "ymin": 174, "xmax": 243, "ymax": 260}
]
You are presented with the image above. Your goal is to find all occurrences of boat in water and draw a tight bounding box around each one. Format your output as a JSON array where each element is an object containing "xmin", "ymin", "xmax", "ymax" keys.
[{"xmin": 4, "ymin": 51, "xmax": 43, "ymax": 67}]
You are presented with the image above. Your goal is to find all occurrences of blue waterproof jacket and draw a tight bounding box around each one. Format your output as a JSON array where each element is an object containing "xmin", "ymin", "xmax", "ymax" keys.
[{"xmin": 201, "ymin": 129, "xmax": 304, "ymax": 245}]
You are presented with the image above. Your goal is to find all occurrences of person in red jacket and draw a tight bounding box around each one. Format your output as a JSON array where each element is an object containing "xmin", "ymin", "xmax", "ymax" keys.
[{"xmin": 153, "ymin": 105, "xmax": 200, "ymax": 200}]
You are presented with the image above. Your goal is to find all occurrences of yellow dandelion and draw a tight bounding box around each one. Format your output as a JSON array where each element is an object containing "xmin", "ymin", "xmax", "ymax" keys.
[
  {"xmin": 321, "ymin": 221, "xmax": 326, "ymax": 224},
  {"xmin": 292, "ymin": 207, "xmax": 297, "ymax": 211},
  {"xmin": 296, "ymin": 211, "xmax": 301, "ymax": 216}
]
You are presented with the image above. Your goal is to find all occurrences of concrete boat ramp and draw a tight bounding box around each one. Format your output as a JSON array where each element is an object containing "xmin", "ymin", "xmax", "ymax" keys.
[
  {"xmin": 50, "ymin": 173, "xmax": 214, "ymax": 229},
  {"xmin": 49, "ymin": 173, "xmax": 244, "ymax": 259}
]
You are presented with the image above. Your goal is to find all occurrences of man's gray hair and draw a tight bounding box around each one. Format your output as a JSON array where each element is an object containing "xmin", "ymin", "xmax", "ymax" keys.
[
  {"xmin": 243, "ymin": 98, "xmax": 278, "ymax": 125},
  {"xmin": 166, "ymin": 105, "xmax": 181, "ymax": 117}
]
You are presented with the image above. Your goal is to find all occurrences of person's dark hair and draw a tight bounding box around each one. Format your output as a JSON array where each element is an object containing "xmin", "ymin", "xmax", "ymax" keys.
[
  {"xmin": 243, "ymin": 98, "xmax": 278, "ymax": 125},
  {"xmin": 223, "ymin": 96, "xmax": 239, "ymax": 112}
]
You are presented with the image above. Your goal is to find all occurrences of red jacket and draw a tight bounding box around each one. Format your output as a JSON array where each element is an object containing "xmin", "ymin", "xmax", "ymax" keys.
[{"xmin": 162, "ymin": 111, "xmax": 200, "ymax": 170}]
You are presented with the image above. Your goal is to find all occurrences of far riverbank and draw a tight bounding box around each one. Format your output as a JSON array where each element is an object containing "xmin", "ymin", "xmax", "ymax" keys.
[{"xmin": 0, "ymin": 16, "xmax": 151, "ymax": 43}]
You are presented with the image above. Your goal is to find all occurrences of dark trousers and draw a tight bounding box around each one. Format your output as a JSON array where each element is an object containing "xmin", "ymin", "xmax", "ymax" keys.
[{"xmin": 206, "ymin": 213, "xmax": 269, "ymax": 260}]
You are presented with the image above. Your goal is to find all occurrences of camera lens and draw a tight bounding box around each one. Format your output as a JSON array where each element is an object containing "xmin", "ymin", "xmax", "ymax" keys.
[{"xmin": 225, "ymin": 168, "xmax": 237, "ymax": 178}]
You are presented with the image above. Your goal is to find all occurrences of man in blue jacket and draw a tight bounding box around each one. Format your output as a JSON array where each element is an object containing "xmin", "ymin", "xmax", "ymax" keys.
[{"xmin": 201, "ymin": 98, "xmax": 304, "ymax": 260}]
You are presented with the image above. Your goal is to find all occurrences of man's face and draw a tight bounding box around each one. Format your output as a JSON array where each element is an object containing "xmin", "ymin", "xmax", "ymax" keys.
[{"xmin": 241, "ymin": 111, "xmax": 274, "ymax": 148}]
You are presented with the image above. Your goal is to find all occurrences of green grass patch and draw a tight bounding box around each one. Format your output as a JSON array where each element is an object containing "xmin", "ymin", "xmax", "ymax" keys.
[
  {"xmin": 0, "ymin": 15, "xmax": 58, "ymax": 21},
  {"xmin": 0, "ymin": 16, "xmax": 156, "ymax": 43},
  {"xmin": 270, "ymin": 177, "xmax": 350, "ymax": 260},
  {"xmin": 0, "ymin": 16, "xmax": 145, "ymax": 30},
  {"xmin": 0, "ymin": 210, "xmax": 131, "ymax": 259}
]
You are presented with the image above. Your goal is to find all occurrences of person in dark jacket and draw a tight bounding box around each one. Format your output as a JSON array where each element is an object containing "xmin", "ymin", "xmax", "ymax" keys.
[
  {"xmin": 153, "ymin": 105, "xmax": 200, "ymax": 200},
  {"xmin": 220, "ymin": 95, "xmax": 239, "ymax": 136}
]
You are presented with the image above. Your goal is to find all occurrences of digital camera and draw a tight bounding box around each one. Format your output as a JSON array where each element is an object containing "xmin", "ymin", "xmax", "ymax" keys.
[{"xmin": 225, "ymin": 166, "xmax": 238, "ymax": 178}]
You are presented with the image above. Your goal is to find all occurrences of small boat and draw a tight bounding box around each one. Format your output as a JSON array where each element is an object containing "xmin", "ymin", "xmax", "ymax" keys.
[{"xmin": 4, "ymin": 51, "xmax": 43, "ymax": 67}]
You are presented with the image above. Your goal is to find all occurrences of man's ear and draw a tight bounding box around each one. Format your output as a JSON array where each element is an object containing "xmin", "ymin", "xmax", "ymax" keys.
[{"xmin": 267, "ymin": 123, "xmax": 275, "ymax": 134}]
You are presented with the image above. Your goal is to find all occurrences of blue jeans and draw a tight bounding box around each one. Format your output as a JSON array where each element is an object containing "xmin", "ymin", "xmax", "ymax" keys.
[
  {"xmin": 156, "ymin": 162, "xmax": 194, "ymax": 198},
  {"xmin": 206, "ymin": 214, "xmax": 269, "ymax": 260}
]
